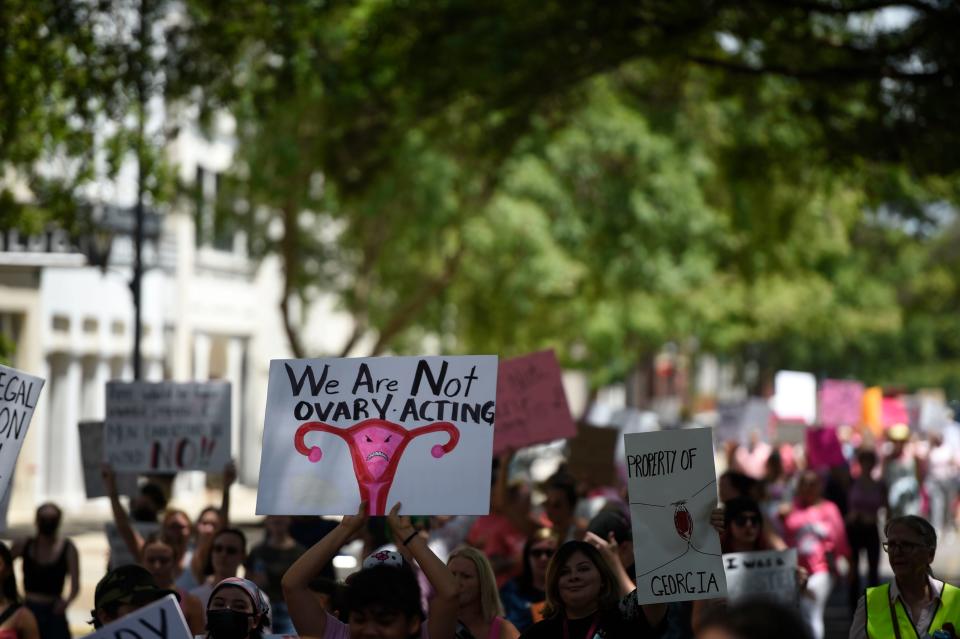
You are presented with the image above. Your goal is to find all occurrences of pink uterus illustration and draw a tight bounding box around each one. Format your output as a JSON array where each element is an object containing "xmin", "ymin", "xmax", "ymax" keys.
[{"xmin": 294, "ymin": 418, "xmax": 460, "ymax": 515}]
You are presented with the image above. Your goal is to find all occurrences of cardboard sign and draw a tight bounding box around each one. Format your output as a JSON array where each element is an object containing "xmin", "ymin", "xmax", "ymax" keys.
[
  {"xmin": 804, "ymin": 426, "xmax": 845, "ymax": 470},
  {"xmin": 775, "ymin": 420, "xmax": 807, "ymax": 445},
  {"xmin": 715, "ymin": 398, "xmax": 771, "ymax": 444},
  {"xmin": 723, "ymin": 549, "xmax": 798, "ymax": 606},
  {"xmin": 80, "ymin": 421, "xmax": 138, "ymax": 498},
  {"xmin": 0, "ymin": 364, "xmax": 44, "ymax": 501},
  {"xmin": 493, "ymin": 350, "xmax": 576, "ymax": 454},
  {"xmin": 772, "ymin": 371, "xmax": 817, "ymax": 425},
  {"xmin": 84, "ymin": 593, "xmax": 190, "ymax": 639},
  {"xmin": 256, "ymin": 356, "xmax": 498, "ymax": 516},
  {"xmin": 104, "ymin": 382, "xmax": 231, "ymax": 473},
  {"xmin": 106, "ymin": 521, "xmax": 160, "ymax": 569},
  {"xmin": 625, "ymin": 427, "xmax": 727, "ymax": 604},
  {"xmin": 567, "ymin": 424, "xmax": 619, "ymax": 486},
  {"xmin": 819, "ymin": 380, "xmax": 864, "ymax": 428}
]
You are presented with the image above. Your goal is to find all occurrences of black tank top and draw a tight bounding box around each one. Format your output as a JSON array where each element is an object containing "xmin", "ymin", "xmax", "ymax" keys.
[{"xmin": 22, "ymin": 538, "xmax": 70, "ymax": 597}]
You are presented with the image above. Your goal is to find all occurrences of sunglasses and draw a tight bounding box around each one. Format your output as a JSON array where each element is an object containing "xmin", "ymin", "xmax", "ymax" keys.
[
  {"xmin": 213, "ymin": 544, "xmax": 241, "ymax": 556},
  {"xmin": 882, "ymin": 540, "xmax": 926, "ymax": 554},
  {"xmin": 530, "ymin": 549, "xmax": 555, "ymax": 559},
  {"xmin": 732, "ymin": 514, "xmax": 760, "ymax": 527}
]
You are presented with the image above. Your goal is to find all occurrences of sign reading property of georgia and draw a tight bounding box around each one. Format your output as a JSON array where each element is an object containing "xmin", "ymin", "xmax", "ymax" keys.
[
  {"xmin": 256, "ymin": 356, "xmax": 498, "ymax": 516},
  {"xmin": 104, "ymin": 381, "xmax": 231, "ymax": 473},
  {"xmin": 625, "ymin": 427, "xmax": 727, "ymax": 605},
  {"xmin": 0, "ymin": 364, "xmax": 44, "ymax": 502}
]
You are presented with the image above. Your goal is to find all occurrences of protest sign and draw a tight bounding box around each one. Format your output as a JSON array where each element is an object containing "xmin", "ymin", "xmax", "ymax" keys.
[
  {"xmin": 772, "ymin": 371, "xmax": 817, "ymax": 424},
  {"xmin": 723, "ymin": 548, "xmax": 798, "ymax": 606},
  {"xmin": 915, "ymin": 389, "xmax": 950, "ymax": 433},
  {"xmin": 862, "ymin": 386, "xmax": 884, "ymax": 437},
  {"xmin": 494, "ymin": 350, "xmax": 576, "ymax": 454},
  {"xmin": 715, "ymin": 398, "xmax": 771, "ymax": 444},
  {"xmin": 819, "ymin": 380, "xmax": 864, "ymax": 427},
  {"xmin": 106, "ymin": 521, "xmax": 160, "ymax": 569},
  {"xmin": 882, "ymin": 396, "xmax": 910, "ymax": 428},
  {"xmin": 0, "ymin": 364, "xmax": 44, "ymax": 501},
  {"xmin": 625, "ymin": 427, "xmax": 727, "ymax": 605},
  {"xmin": 775, "ymin": 420, "xmax": 807, "ymax": 445},
  {"xmin": 567, "ymin": 424, "xmax": 619, "ymax": 486},
  {"xmin": 104, "ymin": 381, "xmax": 231, "ymax": 473},
  {"xmin": 256, "ymin": 356, "xmax": 498, "ymax": 516},
  {"xmin": 804, "ymin": 426, "xmax": 845, "ymax": 470},
  {"xmin": 80, "ymin": 421, "xmax": 138, "ymax": 498},
  {"xmin": 84, "ymin": 593, "xmax": 190, "ymax": 639}
]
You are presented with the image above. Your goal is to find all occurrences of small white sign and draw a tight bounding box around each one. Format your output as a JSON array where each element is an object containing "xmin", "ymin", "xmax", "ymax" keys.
[
  {"xmin": 257, "ymin": 356, "xmax": 498, "ymax": 516},
  {"xmin": 772, "ymin": 371, "xmax": 817, "ymax": 425},
  {"xmin": 625, "ymin": 427, "xmax": 727, "ymax": 604},
  {"xmin": 104, "ymin": 381, "xmax": 231, "ymax": 473},
  {"xmin": 723, "ymin": 548, "xmax": 798, "ymax": 605},
  {"xmin": 80, "ymin": 421, "xmax": 138, "ymax": 498},
  {"xmin": 0, "ymin": 364, "xmax": 44, "ymax": 502},
  {"xmin": 84, "ymin": 593, "xmax": 191, "ymax": 638}
]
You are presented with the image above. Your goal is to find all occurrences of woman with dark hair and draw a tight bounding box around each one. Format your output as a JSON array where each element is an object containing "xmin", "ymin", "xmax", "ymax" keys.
[
  {"xmin": 518, "ymin": 540, "xmax": 666, "ymax": 639},
  {"xmin": 499, "ymin": 528, "xmax": 557, "ymax": 631},
  {"xmin": 11, "ymin": 502, "xmax": 77, "ymax": 639},
  {"xmin": 0, "ymin": 542, "xmax": 40, "ymax": 639},
  {"xmin": 697, "ymin": 599, "xmax": 812, "ymax": 639},
  {"xmin": 283, "ymin": 501, "xmax": 459, "ymax": 639},
  {"xmin": 191, "ymin": 528, "xmax": 250, "ymax": 615},
  {"xmin": 845, "ymin": 447, "xmax": 886, "ymax": 610},
  {"xmin": 204, "ymin": 577, "xmax": 270, "ymax": 639},
  {"xmin": 720, "ymin": 497, "xmax": 771, "ymax": 554}
]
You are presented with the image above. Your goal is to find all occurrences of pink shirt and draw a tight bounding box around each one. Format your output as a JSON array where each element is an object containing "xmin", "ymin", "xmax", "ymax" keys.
[{"xmin": 783, "ymin": 499, "xmax": 851, "ymax": 575}]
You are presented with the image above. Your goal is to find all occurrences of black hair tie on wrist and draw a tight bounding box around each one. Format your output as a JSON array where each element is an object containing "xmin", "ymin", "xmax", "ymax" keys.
[{"xmin": 402, "ymin": 531, "xmax": 419, "ymax": 546}]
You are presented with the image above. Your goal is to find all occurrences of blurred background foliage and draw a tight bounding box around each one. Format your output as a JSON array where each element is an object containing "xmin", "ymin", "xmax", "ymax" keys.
[{"xmin": 2, "ymin": 0, "xmax": 959, "ymax": 395}]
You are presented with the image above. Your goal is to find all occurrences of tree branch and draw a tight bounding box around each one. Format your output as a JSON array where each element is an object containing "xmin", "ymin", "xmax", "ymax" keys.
[
  {"xmin": 369, "ymin": 243, "xmax": 466, "ymax": 356},
  {"xmin": 686, "ymin": 54, "xmax": 941, "ymax": 82},
  {"xmin": 773, "ymin": 0, "xmax": 938, "ymax": 15},
  {"xmin": 279, "ymin": 203, "xmax": 306, "ymax": 359}
]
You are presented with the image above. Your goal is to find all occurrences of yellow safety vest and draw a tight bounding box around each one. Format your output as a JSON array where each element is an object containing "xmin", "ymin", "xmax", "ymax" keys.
[{"xmin": 866, "ymin": 581, "xmax": 960, "ymax": 638}]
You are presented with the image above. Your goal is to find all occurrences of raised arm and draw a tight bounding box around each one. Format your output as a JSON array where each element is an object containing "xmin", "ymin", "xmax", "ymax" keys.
[
  {"xmin": 220, "ymin": 460, "xmax": 236, "ymax": 527},
  {"xmin": 388, "ymin": 503, "xmax": 458, "ymax": 639},
  {"xmin": 282, "ymin": 503, "xmax": 368, "ymax": 638},
  {"xmin": 101, "ymin": 464, "xmax": 144, "ymax": 560}
]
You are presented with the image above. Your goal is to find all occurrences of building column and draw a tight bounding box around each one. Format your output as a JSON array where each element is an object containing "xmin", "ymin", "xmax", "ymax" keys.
[
  {"xmin": 47, "ymin": 355, "xmax": 84, "ymax": 507},
  {"xmin": 193, "ymin": 333, "xmax": 211, "ymax": 381}
]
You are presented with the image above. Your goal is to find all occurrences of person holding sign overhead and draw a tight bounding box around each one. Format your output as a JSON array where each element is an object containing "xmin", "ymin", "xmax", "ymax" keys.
[{"xmin": 518, "ymin": 540, "xmax": 667, "ymax": 639}]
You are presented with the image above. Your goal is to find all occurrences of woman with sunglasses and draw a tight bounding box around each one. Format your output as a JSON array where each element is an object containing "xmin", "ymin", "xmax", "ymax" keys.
[
  {"xmin": 721, "ymin": 497, "xmax": 770, "ymax": 554},
  {"xmin": 204, "ymin": 577, "xmax": 270, "ymax": 639},
  {"xmin": 849, "ymin": 515, "xmax": 960, "ymax": 639},
  {"xmin": 192, "ymin": 528, "xmax": 271, "ymax": 629},
  {"xmin": 499, "ymin": 529, "xmax": 557, "ymax": 632}
]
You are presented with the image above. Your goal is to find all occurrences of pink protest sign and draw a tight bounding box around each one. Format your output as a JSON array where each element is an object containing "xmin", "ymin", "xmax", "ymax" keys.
[
  {"xmin": 494, "ymin": 350, "xmax": 576, "ymax": 454},
  {"xmin": 805, "ymin": 426, "xmax": 845, "ymax": 470},
  {"xmin": 818, "ymin": 380, "xmax": 864, "ymax": 427},
  {"xmin": 881, "ymin": 396, "xmax": 909, "ymax": 427}
]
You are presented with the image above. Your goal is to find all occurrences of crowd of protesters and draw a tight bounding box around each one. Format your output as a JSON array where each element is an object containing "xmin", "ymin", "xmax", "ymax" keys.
[{"xmin": 0, "ymin": 419, "xmax": 957, "ymax": 639}]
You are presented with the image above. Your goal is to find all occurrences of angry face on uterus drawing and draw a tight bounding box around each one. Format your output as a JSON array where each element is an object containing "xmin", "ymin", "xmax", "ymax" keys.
[{"xmin": 256, "ymin": 356, "xmax": 498, "ymax": 516}]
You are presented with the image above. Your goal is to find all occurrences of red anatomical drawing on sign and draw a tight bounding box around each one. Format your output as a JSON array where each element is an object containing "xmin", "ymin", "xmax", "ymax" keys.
[
  {"xmin": 673, "ymin": 501, "xmax": 692, "ymax": 542},
  {"xmin": 294, "ymin": 418, "xmax": 460, "ymax": 515}
]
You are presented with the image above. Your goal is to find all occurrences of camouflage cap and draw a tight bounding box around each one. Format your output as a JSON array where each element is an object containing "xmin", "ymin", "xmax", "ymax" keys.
[{"xmin": 94, "ymin": 564, "xmax": 178, "ymax": 610}]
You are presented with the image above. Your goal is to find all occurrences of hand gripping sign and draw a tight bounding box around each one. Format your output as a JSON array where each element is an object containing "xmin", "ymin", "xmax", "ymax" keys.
[
  {"xmin": 257, "ymin": 356, "xmax": 497, "ymax": 516},
  {"xmin": 293, "ymin": 418, "xmax": 460, "ymax": 515}
]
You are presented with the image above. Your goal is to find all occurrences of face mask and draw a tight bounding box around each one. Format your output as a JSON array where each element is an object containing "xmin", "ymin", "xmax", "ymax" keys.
[
  {"xmin": 131, "ymin": 506, "xmax": 158, "ymax": 522},
  {"xmin": 206, "ymin": 608, "xmax": 253, "ymax": 639},
  {"xmin": 37, "ymin": 519, "xmax": 59, "ymax": 536}
]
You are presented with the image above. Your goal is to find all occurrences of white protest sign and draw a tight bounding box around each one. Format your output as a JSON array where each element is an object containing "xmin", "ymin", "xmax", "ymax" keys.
[
  {"xmin": 80, "ymin": 421, "xmax": 138, "ymax": 499},
  {"xmin": 723, "ymin": 548, "xmax": 798, "ymax": 606},
  {"xmin": 104, "ymin": 382, "xmax": 231, "ymax": 473},
  {"xmin": 84, "ymin": 593, "xmax": 190, "ymax": 639},
  {"xmin": 0, "ymin": 364, "xmax": 44, "ymax": 501},
  {"xmin": 772, "ymin": 371, "xmax": 817, "ymax": 424},
  {"xmin": 106, "ymin": 521, "xmax": 160, "ymax": 569},
  {"xmin": 257, "ymin": 356, "xmax": 498, "ymax": 516},
  {"xmin": 625, "ymin": 427, "xmax": 726, "ymax": 604}
]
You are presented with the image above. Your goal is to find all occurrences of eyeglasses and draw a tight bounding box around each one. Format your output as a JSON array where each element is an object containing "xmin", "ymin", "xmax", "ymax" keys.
[
  {"xmin": 530, "ymin": 549, "xmax": 555, "ymax": 559},
  {"xmin": 882, "ymin": 540, "xmax": 927, "ymax": 554},
  {"xmin": 213, "ymin": 544, "xmax": 241, "ymax": 556},
  {"xmin": 732, "ymin": 514, "xmax": 760, "ymax": 527}
]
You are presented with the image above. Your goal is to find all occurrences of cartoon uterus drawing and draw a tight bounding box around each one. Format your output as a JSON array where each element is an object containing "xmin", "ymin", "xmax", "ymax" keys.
[{"xmin": 294, "ymin": 418, "xmax": 460, "ymax": 515}]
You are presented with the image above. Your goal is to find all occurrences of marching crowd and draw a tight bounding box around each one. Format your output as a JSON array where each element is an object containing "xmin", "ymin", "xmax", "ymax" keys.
[{"xmin": 0, "ymin": 421, "xmax": 957, "ymax": 639}]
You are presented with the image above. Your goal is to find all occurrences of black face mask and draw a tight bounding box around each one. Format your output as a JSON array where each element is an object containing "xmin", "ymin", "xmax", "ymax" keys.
[
  {"xmin": 131, "ymin": 506, "xmax": 158, "ymax": 522},
  {"xmin": 206, "ymin": 608, "xmax": 253, "ymax": 639},
  {"xmin": 37, "ymin": 519, "xmax": 59, "ymax": 536}
]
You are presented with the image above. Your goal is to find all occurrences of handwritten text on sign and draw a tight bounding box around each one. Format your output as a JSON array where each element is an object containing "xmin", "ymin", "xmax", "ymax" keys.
[
  {"xmin": 723, "ymin": 548, "xmax": 798, "ymax": 606},
  {"xmin": 625, "ymin": 427, "xmax": 727, "ymax": 604},
  {"xmin": 257, "ymin": 356, "xmax": 497, "ymax": 516},
  {"xmin": 84, "ymin": 593, "xmax": 191, "ymax": 639},
  {"xmin": 493, "ymin": 350, "xmax": 575, "ymax": 454},
  {"xmin": 0, "ymin": 364, "xmax": 44, "ymax": 501},
  {"xmin": 104, "ymin": 381, "xmax": 231, "ymax": 473}
]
